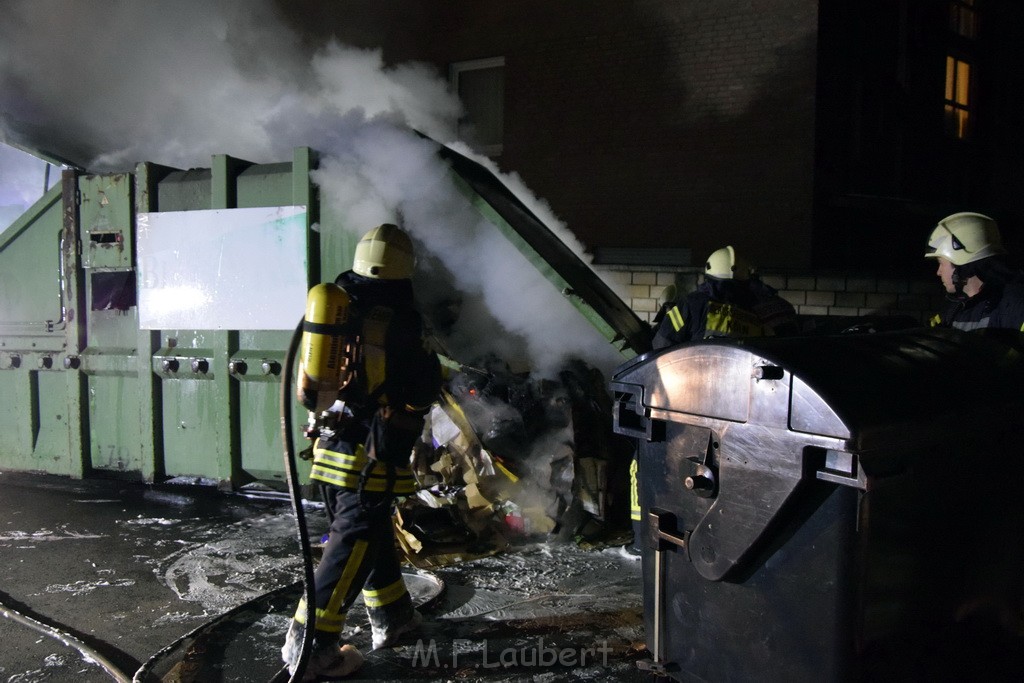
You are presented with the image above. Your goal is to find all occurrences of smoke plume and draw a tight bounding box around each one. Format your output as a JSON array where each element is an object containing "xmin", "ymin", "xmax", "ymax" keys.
[
  {"xmin": 0, "ymin": 144, "xmax": 53, "ymax": 228},
  {"xmin": 0, "ymin": 0, "xmax": 625, "ymax": 376}
]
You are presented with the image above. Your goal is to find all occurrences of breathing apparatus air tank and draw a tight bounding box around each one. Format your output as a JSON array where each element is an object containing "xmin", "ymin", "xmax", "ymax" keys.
[{"xmin": 298, "ymin": 283, "xmax": 352, "ymax": 413}]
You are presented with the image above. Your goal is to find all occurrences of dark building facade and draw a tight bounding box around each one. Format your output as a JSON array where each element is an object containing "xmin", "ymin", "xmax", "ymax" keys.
[
  {"xmin": 815, "ymin": 0, "xmax": 1024, "ymax": 269},
  {"xmin": 279, "ymin": 0, "xmax": 1024, "ymax": 273}
]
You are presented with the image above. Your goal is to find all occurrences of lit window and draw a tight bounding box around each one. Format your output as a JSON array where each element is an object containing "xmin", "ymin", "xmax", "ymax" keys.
[
  {"xmin": 450, "ymin": 57, "xmax": 505, "ymax": 157},
  {"xmin": 948, "ymin": 0, "xmax": 977, "ymax": 39},
  {"xmin": 944, "ymin": 55, "xmax": 972, "ymax": 139}
]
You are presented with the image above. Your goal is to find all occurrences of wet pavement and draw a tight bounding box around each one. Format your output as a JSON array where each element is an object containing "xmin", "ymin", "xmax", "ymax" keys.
[{"xmin": 0, "ymin": 471, "xmax": 649, "ymax": 682}]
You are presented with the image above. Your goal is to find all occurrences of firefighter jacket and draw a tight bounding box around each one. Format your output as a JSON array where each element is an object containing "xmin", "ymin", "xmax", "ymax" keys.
[
  {"xmin": 309, "ymin": 271, "xmax": 442, "ymax": 494},
  {"xmin": 929, "ymin": 278, "xmax": 1024, "ymax": 332},
  {"xmin": 652, "ymin": 276, "xmax": 797, "ymax": 350}
]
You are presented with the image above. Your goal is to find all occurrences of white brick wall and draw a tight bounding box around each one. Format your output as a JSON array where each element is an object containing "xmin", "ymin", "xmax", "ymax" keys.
[{"xmin": 595, "ymin": 265, "xmax": 945, "ymax": 325}]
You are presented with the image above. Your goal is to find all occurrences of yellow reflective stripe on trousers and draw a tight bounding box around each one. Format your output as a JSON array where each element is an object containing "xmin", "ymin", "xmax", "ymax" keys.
[
  {"xmin": 325, "ymin": 538, "xmax": 369, "ymax": 622},
  {"xmin": 667, "ymin": 305, "xmax": 684, "ymax": 332},
  {"xmin": 929, "ymin": 314, "xmax": 942, "ymax": 327},
  {"xmin": 292, "ymin": 597, "xmax": 347, "ymax": 632},
  {"xmin": 362, "ymin": 577, "xmax": 408, "ymax": 609},
  {"xmin": 293, "ymin": 538, "xmax": 371, "ymax": 632},
  {"xmin": 629, "ymin": 458, "xmax": 641, "ymax": 522},
  {"xmin": 309, "ymin": 443, "xmax": 416, "ymax": 495}
]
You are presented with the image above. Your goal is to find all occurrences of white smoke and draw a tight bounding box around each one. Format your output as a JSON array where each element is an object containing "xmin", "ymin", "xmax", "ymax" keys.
[
  {"xmin": 0, "ymin": 0, "xmax": 626, "ymax": 376},
  {"xmin": 0, "ymin": 144, "xmax": 55, "ymax": 230}
]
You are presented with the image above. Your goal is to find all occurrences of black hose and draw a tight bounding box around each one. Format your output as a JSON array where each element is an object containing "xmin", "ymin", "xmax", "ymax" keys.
[
  {"xmin": 0, "ymin": 594, "xmax": 133, "ymax": 683},
  {"xmin": 2, "ymin": 320, "xmax": 319, "ymax": 683},
  {"xmin": 131, "ymin": 581, "xmax": 302, "ymax": 682},
  {"xmin": 279, "ymin": 318, "xmax": 318, "ymax": 683}
]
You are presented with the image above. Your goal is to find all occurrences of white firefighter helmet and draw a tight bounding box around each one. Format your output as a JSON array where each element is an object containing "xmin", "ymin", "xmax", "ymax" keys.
[
  {"xmin": 353, "ymin": 223, "xmax": 415, "ymax": 279},
  {"xmin": 924, "ymin": 212, "xmax": 1005, "ymax": 266},
  {"xmin": 706, "ymin": 246, "xmax": 738, "ymax": 279}
]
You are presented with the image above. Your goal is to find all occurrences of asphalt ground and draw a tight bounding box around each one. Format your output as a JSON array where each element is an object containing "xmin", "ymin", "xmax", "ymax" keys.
[{"xmin": 0, "ymin": 471, "xmax": 648, "ymax": 682}]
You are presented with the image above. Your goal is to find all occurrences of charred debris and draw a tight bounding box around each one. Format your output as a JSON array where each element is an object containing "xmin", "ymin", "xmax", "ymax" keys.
[{"xmin": 388, "ymin": 355, "xmax": 635, "ymax": 568}]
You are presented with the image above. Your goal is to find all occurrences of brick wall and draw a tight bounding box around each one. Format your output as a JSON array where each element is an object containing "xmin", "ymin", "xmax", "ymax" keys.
[
  {"xmin": 375, "ymin": 0, "xmax": 823, "ymax": 271},
  {"xmin": 597, "ymin": 265, "xmax": 946, "ymax": 327}
]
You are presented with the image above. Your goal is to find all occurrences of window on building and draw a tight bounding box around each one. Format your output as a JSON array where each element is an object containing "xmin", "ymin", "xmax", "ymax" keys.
[
  {"xmin": 944, "ymin": 55, "xmax": 972, "ymax": 139},
  {"xmin": 450, "ymin": 57, "xmax": 505, "ymax": 157},
  {"xmin": 948, "ymin": 0, "xmax": 978, "ymax": 39}
]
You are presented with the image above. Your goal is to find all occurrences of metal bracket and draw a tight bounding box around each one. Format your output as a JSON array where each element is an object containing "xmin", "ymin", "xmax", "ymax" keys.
[
  {"xmin": 637, "ymin": 658, "xmax": 679, "ymax": 676},
  {"xmin": 647, "ymin": 509, "xmax": 688, "ymax": 551}
]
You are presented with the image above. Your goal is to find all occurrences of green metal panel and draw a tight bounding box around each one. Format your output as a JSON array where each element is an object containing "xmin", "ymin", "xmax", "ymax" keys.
[
  {"xmin": 133, "ymin": 162, "xmax": 172, "ymax": 481},
  {"xmin": 155, "ymin": 334, "xmax": 232, "ymax": 481},
  {"xmin": 0, "ymin": 174, "xmax": 85, "ymax": 477},
  {"xmin": 318, "ymin": 198, "xmax": 358, "ymax": 281},
  {"xmin": 232, "ymin": 330, "xmax": 295, "ymax": 483},
  {"xmin": 237, "ymin": 162, "xmax": 294, "ymax": 207},
  {"xmin": 0, "ymin": 372, "xmax": 37, "ymax": 470},
  {"xmin": 87, "ymin": 373, "xmax": 143, "ymax": 473},
  {"xmin": 79, "ymin": 174, "xmax": 133, "ymax": 269},
  {"xmin": 0, "ymin": 143, "xmax": 648, "ymax": 488},
  {"xmin": 152, "ymin": 155, "xmax": 240, "ymax": 484},
  {"xmin": 143, "ymin": 152, "xmax": 319, "ymax": 486},
  {"xmin": 81, "ymin": 308, "xmax": 145, "ymax": 476},
  {"xmin": 231, "ymin": 149, "xmax": 317, "ymax": 484},
  {"xmin": 0, "ymin": 153, "xmax": 324, "ymax": 485},
  {"xmin": 77, "ymin": 172, "xmax": 145, "ymax": 476},
  {"xmin": 156, "ymin": 169, "xmax": 213, "ymax": 211},
  {"xmin": 0, "ymin": 186, "xmax": 64, "ymax": 325},
  {"xmin": 20, "ymin": 369, "xmax": 75, "ymax": 475}
]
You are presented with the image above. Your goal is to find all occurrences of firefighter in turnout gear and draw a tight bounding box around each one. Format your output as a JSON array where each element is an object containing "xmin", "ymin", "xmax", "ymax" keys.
[
  {"xmin": 652, "ymin": 245, "xmax": 797, "ymax": 349},
  {"xmin": 282, "ymin": 224, "xmax": 442, "ymax": 680},
  {"xmin": 925, "ymin": 212, "xmax": 1024, "ymax": 332},
  {"xmin": 636, "ymin": 246, "xmax": 797, "ymax": 555}
]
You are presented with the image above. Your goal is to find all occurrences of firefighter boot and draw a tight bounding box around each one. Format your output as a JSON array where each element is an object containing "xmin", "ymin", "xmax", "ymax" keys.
[
  {"xmin": 371, "ymin": 608, "xmax": 423, "ymax": 650},
  {"xmin": 282, "ymin": 621, "xmax": 365, "ymax": 680}
]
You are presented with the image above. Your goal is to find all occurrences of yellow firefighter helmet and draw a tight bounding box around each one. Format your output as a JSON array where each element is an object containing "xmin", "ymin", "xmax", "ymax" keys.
[
  {"xmin": 924, "ymin": 212, "xmax": 1005, "ymax": 266},
  {"xmin": 353, "ymin": 223, "xmax": 415, "ymax": 279}
]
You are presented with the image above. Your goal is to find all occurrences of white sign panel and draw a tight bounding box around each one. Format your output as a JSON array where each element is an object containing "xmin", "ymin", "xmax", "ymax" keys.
[{"xmin": 137, "ymin": 206, "xmax": 307, "ymax": 330}]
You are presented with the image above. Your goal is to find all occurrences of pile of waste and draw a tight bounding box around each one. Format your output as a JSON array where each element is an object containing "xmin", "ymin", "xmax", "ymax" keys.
[{"xmin": 394, "ymin": 358, "xmax": 633, "ymax": 568}]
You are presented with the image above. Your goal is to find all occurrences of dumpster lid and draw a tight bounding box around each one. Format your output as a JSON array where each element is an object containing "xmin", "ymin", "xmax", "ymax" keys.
[
  {"xmin": 612, "ymin": 327, "xmax": 1024, "ymax": 450},
  {"xmin": 611, "ymin": 328, "xmax": 1024, "ymax": 582}
]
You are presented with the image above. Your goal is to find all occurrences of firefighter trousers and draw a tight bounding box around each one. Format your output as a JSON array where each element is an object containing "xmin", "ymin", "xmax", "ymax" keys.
[{"xmin": 292, "ymin": 484, "xmax": 414, "ymax": 642}]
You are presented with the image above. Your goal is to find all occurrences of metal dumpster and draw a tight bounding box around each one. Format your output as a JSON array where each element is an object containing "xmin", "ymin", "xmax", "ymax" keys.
[
  {"xmin": 611, "ymin": 328, "xmax": 1024, "ymax": 681},
  {"xmin": 0, "ymin": 139, "xmax": 649, "ymax": 485}
]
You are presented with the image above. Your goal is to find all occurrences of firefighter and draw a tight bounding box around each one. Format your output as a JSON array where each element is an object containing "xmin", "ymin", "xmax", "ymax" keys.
[
  {"xmin": 924, "ymin": 212, "xmax": 1024, "ymax": 331},
  {"xmin": 282, "ymin": 224, "xmax": 442, "ymax": 680},
  {"xmin": 651, "ymin": 245, "xmax": 797, "ymax": 349},
  {"xmin": 632, "ymin": 246, "xmax": 797, "ymax": 555}
]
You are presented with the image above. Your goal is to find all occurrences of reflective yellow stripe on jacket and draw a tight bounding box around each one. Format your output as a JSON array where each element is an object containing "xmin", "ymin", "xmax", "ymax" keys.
[
  {"xmin": 310, "ymin": 441, "xmax": 416, "ymax": 495},
  {"xmin": 666, "ymin": 305, "xmax": 685, "ymax": 332},
  {"xmin": 705, "ymin": 301, "xmax": 767, "ymax": 337}
]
